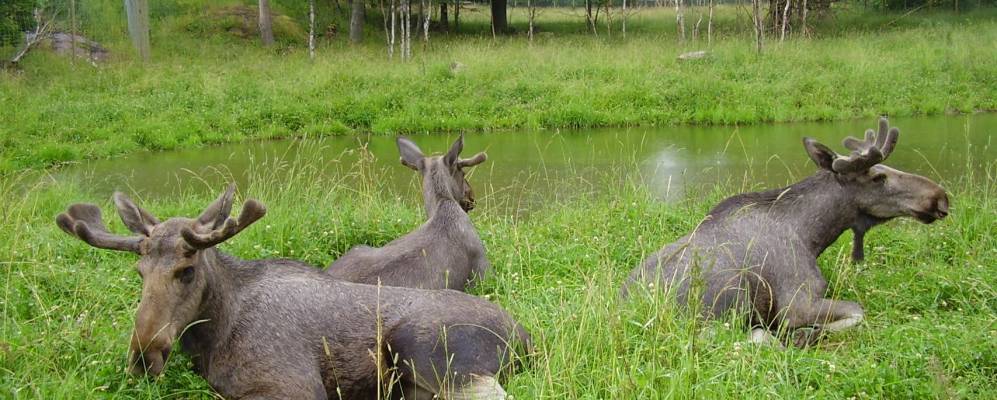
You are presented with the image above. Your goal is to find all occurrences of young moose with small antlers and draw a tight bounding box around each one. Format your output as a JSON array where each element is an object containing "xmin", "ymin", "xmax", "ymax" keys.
[
  {"xmin": 57, "ymin": 185, "xmax": 529, "ymax": 399},
  {"xmin": 622, "ymin": 118, "xmax": 950, "ymax": 346},
  {"xmin": 327, "ymin": 134, "xmax": 490, "ymax": 291}
]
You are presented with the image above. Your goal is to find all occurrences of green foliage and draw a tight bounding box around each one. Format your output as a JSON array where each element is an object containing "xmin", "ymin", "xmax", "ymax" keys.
[{"xmin": 0, "ymin": 0, "xmax": 35, "ymax": 46}]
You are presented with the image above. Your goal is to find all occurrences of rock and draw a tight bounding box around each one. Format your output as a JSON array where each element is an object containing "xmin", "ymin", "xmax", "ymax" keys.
[
  {"xmin": 25, "ymin": 32, "xmax": 109, "ymax": 64},
  {"xmin": 678, "ymin": 50, "xmax": 709, "ymax": 61}
]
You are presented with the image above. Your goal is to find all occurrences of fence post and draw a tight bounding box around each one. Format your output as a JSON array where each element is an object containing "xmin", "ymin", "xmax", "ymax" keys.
[{"xmin": 124, "ymin": 0, "xmax": 151, "ymax": 61}]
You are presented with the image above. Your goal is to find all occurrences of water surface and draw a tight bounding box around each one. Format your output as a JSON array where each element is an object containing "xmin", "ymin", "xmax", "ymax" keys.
[{"xmin": 58, "ymin": 114, "xmax": 996, "ymax": 215}]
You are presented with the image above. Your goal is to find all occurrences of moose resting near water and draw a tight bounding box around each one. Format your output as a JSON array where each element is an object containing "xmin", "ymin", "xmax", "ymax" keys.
[
  {"xmin": 56, "ymin": 185, "xmax": 530, "ymax": 399},
  {"xmin": 327, "ymin": 135, "xmax": 490, "ymax": 291},
  {"xmin": 622, "ymin": 118, "xmax": 950, "ymax": 346}
]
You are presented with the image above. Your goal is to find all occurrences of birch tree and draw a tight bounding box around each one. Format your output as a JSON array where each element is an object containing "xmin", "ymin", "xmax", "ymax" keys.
[
  {"xmin": 675, "ymin": 0, "xmax": 686, "ymax": 42},
  {"xmin": 708, "ymin": 0, "xmax": 714, "ymax": 45},
  {"xmin": 309, "ymin": 0, "xmax": 315, "ymax": 59},
  {"xmin": 751, "ymin": 0, "xmax": 763, "ymax": 53}
]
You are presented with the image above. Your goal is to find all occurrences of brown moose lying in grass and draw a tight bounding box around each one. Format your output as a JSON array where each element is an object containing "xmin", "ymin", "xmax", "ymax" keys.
[
  {"xmin": 623, "ymin": 117, "xmax": 950, "ymax": 346},
  {"xmin": 57, "ymin": 185, "xmax": 529, "ymax": 399},
  {"xmin": 327, "ymin": 134, "xmax": 491, "ymax": 291}
]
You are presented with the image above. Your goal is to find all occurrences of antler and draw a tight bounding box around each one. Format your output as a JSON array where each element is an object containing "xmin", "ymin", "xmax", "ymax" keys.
[
  {"xmin": 457, "ymin": 152, "xmax": 487, "ymax": 168},
  {"xmin": 181, "ymin": 199, "xmax": 267, "ymax": 250},
  {"xmin": 56, "ymin": 203, "xmax": 144, "ymax": 253},
  {"xmin": 832, "ymin": 117, "xmax": 900, "ymax": 174}
]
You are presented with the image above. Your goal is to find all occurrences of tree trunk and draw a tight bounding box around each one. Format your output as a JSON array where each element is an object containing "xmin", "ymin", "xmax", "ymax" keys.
[
  {"xmin": 586, "ymin": 0, "xmax": 595, "ymax": 34},
  {"xmin": 423, "ymin": 0, "xmax": 431, "ymax": 42},
  {"xmin": 622, "ymin": 0, "xmax": 627, "ymax": 38},
  {"xmin": 780, "ymin": 0, "xmax": 791, "ymax": 41},
  {"xmin": 752, "ymin": 0, "xmax": 763, "ymax": 53},
  {"xmin": 309, "ymin": 0, "xmax": 316, "ymax": 59},
  {"xmin": 676, "ymin": 0, "xmax": 686, "ymax": 42},
  {"xmin": 527, "ymin": 0, "xmax": 535, "ymax": 43},
  {"xmin": 454, "ymin": 0, "xmax": 460, "ymax": 31},
  {"xmin": 801, "ymin": 0, "xmax": 809, "ymax": 37},
  {"xmin": 350, "ymin": 0, "xmax": 365, "ymax": 43},
  {"xmin": 708, "ymin": 0, "xmax": 713, "ymax": 45},
  {"xmin": 390, "ymin": 0, "xmax": 396, "ymax": 58},
  {"xmin": 258, "ymin": 0, "xmax": 275, "ymax": 46},
  {"xmin": 491, "ymin": 0, "xmax": 507, "ymax": 33},
  {"xmin": 440, "ymin": 1, "xmax": 449, "ymax": 31},
  {"xmin": 124, "ymin": 0, "xmax": 151, "ymax": 60}
]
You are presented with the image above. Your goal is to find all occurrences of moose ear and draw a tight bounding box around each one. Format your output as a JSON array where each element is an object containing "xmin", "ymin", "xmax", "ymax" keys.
[
  {"xmin": 196, "ymin": 184, "xmax": 236, "ymax": 229},
  {"xmin": 444, "ymin": 134, "xmax": 464, "ymax": 167},
  {"xmin": 113, "ymin": 192, "xmax": 159, "ymax": 236},
  {"xmin": 397, "ymin": 137, "xmax": 424, "ymax": 170},
  {"xmin": 803, "ymin": 137, "xmax": 837, "ymax": 172}
]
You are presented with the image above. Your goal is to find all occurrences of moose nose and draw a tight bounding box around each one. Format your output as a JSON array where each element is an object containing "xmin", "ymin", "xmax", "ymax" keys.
[
  {"xmin": 935, "ymin": 193, "xmax": 950, "ymax": 219},
  {"xmin": 129, "ymin": 326, "xmax": 174, "ymax": 377},
  {"xmin": 130, "ymin": 343, "xmax": 171, "ymax": 377}
]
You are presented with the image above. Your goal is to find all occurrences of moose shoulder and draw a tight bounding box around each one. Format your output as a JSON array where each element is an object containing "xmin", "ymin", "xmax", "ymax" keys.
[
  {"xmin": 56, "ymin": 185, "xmax": 530, "ymax": 399},
  {"xmin": 327, "ymin": 134, "xmax": 491, "ymax": 291},
  {"xmin": 622, "ymin": 118, "xmax": 949, "ymax": 346}
]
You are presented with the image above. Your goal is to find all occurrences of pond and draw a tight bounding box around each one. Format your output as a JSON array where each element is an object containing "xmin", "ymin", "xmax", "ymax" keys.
[{"xmin": 57, "ymin": 114, "xmax": 996, "ymax": 215}]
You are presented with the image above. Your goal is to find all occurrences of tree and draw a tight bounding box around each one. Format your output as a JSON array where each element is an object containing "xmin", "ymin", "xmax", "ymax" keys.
[
  {"xmin": 258, "ymin": 0, "xmax": 275, "ymax": 46},
  {"xmin": 0, "ymin": 0, "xmax": 35, "ymax": 47},
  {"xmin": 491, "ymin": 0, "xmax": 507, "ymax": 33},
  {"xmin": 351, "ymin": 0, "xmax": 365, "ymax": 43}
]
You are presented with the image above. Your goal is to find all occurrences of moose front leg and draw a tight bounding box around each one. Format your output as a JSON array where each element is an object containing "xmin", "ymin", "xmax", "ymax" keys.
[
  {"xmin": 851, "ymin": 228, "xmax": 866, "ymax": 262},
  {"xmin": 784, "ymin": 298, "xmax": 865, "ymax": 347}
]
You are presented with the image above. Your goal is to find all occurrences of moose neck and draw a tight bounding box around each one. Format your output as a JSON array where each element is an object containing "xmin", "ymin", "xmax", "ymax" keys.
[
  {"xmin": 422, "ymin": 168, "xmax": 463, "ymax": 220},
  {"xmin": 744, "ymin": 171, "xmax": 861, "ymax": 257},
  {"xmin": 180, "ymin": 248, "xmax": 244, "ymax": 367}
]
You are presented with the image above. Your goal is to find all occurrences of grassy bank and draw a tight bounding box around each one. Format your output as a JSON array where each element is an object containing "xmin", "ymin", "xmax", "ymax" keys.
[
  {"xmin": 2, "ymin": 6, "xmax": 996, "ymax": 172},
  {"xmin": 1, "ymin": 146, "xmax": 994, "ymax": 398}
]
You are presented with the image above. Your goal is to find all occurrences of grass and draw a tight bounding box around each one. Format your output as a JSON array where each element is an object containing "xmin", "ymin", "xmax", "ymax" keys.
[
  {"xmin": 1, "ymin": 5, "xmax": 996, "ymax": 172},
  {"xmin": 1, "ymin": 141, "xmax": 994, "ymax": 398}
]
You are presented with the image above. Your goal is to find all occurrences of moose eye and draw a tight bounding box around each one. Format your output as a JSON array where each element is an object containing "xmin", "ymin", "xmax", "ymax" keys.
[{"xmin": 176, "ymin": 266, "xmax": 195, "ymax": 284}]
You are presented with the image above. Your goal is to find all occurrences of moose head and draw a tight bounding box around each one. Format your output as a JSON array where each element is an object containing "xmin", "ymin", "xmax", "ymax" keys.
[
  {"xmin": 803, "ymin": 117, "xmax": 949, "ymax": 224},
  {"xmin": 397, "ymin": 134, "xmax": 488, "ymax": 213},
  {"xmin": 56, "ymin": 185, "xmax": 265, "ymax": 376},
  {"xmin": 803, "ymin": 117, "xmax": 949, "ymax": 261}
]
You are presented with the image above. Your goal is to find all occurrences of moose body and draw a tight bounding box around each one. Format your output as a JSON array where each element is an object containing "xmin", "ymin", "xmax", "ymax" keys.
[
  {"xmin": 57, "ymin": 186, "xmax": 529, "ymax": 399},
  {"xmin": 327, "ymin": 135, "xmax": 490, "ymax": 291},
  {"xmin": 622, "ymin": 118, "xmax": 949, "ymax": 345}
]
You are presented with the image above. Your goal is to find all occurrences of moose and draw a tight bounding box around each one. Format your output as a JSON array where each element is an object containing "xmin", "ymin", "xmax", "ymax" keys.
[
  {"xmin": 622, "ymin": 118, "xmax": 950, "ymax": 346},
  {"xmin": 327, "ymin": 135, "xmax": 491, "ymax": 291},
  {"xmin": 56, "ymin": 185, "xmax": 530, "ymax": 399}
]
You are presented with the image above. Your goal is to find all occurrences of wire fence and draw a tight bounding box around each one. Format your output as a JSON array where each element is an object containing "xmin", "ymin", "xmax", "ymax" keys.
[{"xmin": 2, "ymin": 0, "xmax": 129, "ymax": 65}]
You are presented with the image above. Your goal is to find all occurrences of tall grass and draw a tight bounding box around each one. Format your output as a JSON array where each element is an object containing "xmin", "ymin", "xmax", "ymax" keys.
[
  {"xmin": 2, "ymin": 136, "xmax": 994, "ymax": 398},
  {"xmin": 1, "ymin": 6, "xmax": 995, "ymax": 172}
]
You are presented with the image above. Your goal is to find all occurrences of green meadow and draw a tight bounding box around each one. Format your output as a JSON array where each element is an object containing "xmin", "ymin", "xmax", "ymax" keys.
[
  {"xmin": 2, "ymin": 1, "xmax": 996, "ymax": 398},
  {"xmin": 2, "ymin": 149, "xmax": 995, "ymax": 398}
]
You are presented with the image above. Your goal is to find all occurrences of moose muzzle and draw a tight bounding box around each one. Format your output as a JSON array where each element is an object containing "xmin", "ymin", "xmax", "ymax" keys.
[{"xmin": 129, "ymin": 306, "xmax": 176, "ymax": 377}]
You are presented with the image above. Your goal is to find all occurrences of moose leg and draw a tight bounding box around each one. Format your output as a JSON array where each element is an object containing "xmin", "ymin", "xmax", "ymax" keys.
[
  {"xmin": 812, "ymin": 298, "xmax": 864, "ymax": 332},
  {"xmin": 784, "ymin": 298, "xmax": 864, "ymax": 347},
  {"xmin": 851, "ymin": 229, "xmax": 866, "ymax": 262},
  {"xmin": 449, "ymin": 375, "xmax": 507, "ymax": 400},
  {"xmin": 748, "ymin": 328, "xmax": 781, "ymax": 346}
]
